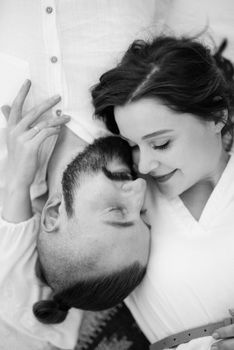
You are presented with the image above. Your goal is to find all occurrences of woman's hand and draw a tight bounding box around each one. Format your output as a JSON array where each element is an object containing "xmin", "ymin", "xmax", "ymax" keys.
[
  {"xmin": 2, "ymin": 79, "xmax": 70, "ymax": 222},
  {"xmin": 211, "ymin": 310, "xmax": 234, "ymax": 350},
  {"xmin": 3, "ymin": 80, "xmax": 70, "ymax": 188}
]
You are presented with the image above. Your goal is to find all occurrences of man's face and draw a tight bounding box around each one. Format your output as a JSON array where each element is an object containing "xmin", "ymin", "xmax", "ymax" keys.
[
  {"xmin": 51, "ymin": 137, "xmax": 151, "ymax": 277},
  {"xmin": 60, "ymin": 156, "xmax": 150, "ymax": 275}
]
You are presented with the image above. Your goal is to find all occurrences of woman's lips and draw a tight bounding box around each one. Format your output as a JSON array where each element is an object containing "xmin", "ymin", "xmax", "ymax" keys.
[{"xmin": 154, "ymin": 169, "xmax": 177, "ymax": 183}]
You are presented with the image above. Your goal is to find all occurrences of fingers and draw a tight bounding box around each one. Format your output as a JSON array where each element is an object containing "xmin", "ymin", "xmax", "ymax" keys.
[
  {"xmin": 35, "ymin": 114, "xmax": 70, "ymax": 131},
  {"xmin": 29, "ymin": 126, "xmax": 61, "ymax": 150},
  {"xmin": 9, "ymin": 80, "xmax": 31, "ymax": 126},
  {"xmin": 18, "ymin": 94, "xmax": 61, "ymax": 131},
  {"xmin": 213, "ymin": 325, "xmax": 234, "ymax": 340},
  {"xmin": 23, "ymin": 115, "xmax": 70, "ymax": 140},
  {"xmin": 1, "ymin": 105, "xmax": 11, "ymax": 121},
  {"xmin": 211, "ymin": 338, "xmax": 234, "ymax": 350},
  {"xmin": 228, "ymin": 309, "xmax": 234, "ymax": 317}
]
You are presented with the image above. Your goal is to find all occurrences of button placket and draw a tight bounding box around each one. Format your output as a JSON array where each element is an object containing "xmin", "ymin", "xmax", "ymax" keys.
[
  {"xmin": 46, "ymin": 6, "xmax": 53, "ymax": 14},
  {"xmin": 50, "ymin": 56, "xmax": 58, "ymax": 63},
  {"xmin": 42, "ymin": 0, "xmax": 63, "ymax": 113},
  {"xmin": 56, "ymin": 109, "xmax": 62, "ymax": 116}
]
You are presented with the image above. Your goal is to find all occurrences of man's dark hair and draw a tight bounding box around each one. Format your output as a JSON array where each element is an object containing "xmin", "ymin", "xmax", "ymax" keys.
[
  {"xmin": 33, "ymin": 262, "xmax": 146, "ymax": 324},
  {"xmin": 62, "ymin": 135, "xmax": 136, "ymax": 216},
  {"xmin": 34, "ymin": 136, "xmax": 147, "ymax": 324}
]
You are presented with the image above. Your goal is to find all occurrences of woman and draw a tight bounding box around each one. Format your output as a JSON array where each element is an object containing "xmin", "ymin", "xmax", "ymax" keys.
[{"xmin": 92, "ymin": 36, "xmax": 234, "ymax": 350}]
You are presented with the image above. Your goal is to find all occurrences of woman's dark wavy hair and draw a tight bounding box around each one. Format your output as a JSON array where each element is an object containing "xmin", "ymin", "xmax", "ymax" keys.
[{"xmin": 92, "ymin": 35, "xmax": 234, "ymax": 145}]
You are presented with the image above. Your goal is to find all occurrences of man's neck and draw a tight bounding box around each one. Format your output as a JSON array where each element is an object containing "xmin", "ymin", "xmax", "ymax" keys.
[{"xmin": 47, "ymin": 126, "xmax": 87, "ymax": 195}]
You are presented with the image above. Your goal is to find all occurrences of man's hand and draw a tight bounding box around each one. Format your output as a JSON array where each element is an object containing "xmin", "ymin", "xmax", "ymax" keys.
[
  {"xmin": 211, "ymin": 310, "xmax": 234, "ymax": 350},
  {"xmin": 2, "ymin": 79, "xmax": 70, "ymax": 222}
]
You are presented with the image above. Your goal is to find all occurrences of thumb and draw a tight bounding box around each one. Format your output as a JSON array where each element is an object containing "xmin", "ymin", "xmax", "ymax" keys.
[
  {"xmin": 1, "ymin": 105, "xmax": 11, "ymax": 121},
  {"xmin": 229, "ymin": 309, "xmax": 234, "ymax": 317}
]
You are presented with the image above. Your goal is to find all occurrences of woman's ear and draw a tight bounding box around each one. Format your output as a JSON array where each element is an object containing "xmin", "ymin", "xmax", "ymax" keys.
[
  {"xmin": 41, "ymin": 193, "xmax": 62, "ymax": 233},
  {"xmin": 214, "ymin": 109, "xmax": 228, "ymax": 133}
]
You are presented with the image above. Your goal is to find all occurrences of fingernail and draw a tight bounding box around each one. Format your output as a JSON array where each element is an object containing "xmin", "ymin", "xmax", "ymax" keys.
[
  {"xmin": 24, "ymin": 79, "xmax": 31, "ymax": 86},
  {"xmin": 62, "ymin": 114, "xmax": 71, "ymax": 119},
  {"xmin": 122, "ymin": 183, "xmax": 131, "ymax": 192},
  {"xmin": 212, "ymin": 333, "xmax": 220, "ymax": 340},
  {"xmin": 211, "ymin": 345, "xmax": 218, "ymax": 350},
  {"xmin": 52, "ymin": 94, "xmax": 61, "ymax": 101}
]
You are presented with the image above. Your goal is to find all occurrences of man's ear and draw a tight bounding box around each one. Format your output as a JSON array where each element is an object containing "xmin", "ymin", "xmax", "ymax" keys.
[
  {"xmin": 41, "ymin": 193, "xmax": 62, "ymax": 233},
  {"xmin": 214, "ymin": 109, "xmax": 228, "ymax": 133}
]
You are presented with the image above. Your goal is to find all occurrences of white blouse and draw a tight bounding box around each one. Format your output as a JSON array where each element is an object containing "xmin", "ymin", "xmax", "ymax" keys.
[{"xmin": 126, "ymin": 153, "xmax": 234, "ymax": 350}]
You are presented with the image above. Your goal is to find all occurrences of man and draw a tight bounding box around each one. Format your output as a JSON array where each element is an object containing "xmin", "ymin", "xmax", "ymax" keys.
[
  {"xmin": 36, "ymin": 135, "xmax": 150, "ymax": 315},
  {"xmin": 0, "ymin": 3, "xmax": 164, "ymax": 346},
  {"xmin": 0, "ymin": 82, "xmax": 150, "ymax": 348}
]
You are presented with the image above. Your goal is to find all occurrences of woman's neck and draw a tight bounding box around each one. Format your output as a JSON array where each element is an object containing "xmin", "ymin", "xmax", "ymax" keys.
[{"xmin": 180, "ymin": 149, "xmax": 230, "ymax": 221}]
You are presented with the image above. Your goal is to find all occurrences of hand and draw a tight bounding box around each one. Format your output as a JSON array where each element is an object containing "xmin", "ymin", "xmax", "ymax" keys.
[
  {"xmin": 2, "ymin": 79, "xmax": 70, "ymax": 222},
  {"xmin": 3, "ymin": 79, "xmax": 70, "ymax": 188},
  {"xmin": 211, "ymin": 310, "xmax": 234, "ymax": 350}
]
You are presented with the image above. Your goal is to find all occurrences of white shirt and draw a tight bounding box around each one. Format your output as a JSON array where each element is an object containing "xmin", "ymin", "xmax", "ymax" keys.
[
  {"xmin": 163, "ymin": 0, "xmax": 234, "ymax": 60},
  {"xmin": 0, "ymin": 0, "xmax": 166, "ymax": 199},
  {"xmin": 0, "ymin": 123, "xmax": 82, "ymax": 349},
  {"xmin": 0, "ymin": 213, "xmax": 83, "ymax": 350},
  {"xmin": 0, "ymin": 2, "xmax": 166, "ymax": 347},
  {"xmin": 126, "ymin": 153, "xmax": 234, "ymax": 350}
]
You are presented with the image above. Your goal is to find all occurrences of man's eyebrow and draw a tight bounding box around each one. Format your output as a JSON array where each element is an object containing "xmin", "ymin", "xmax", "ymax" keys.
[
  {"xmin": 142, "ymin": 129, "xmax": 173, "ymax": 140},
  {"xmin": 104, "ymin": 220, "xmax": 135, "ymax": 228}
]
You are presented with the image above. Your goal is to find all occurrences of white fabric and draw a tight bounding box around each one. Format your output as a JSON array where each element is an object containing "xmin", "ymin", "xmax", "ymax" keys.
[
  {"xmin": 0, "ymin": 0, "xmax": 165, "ymax": 199},
  {"xmin": 0, "ymin": 128, "xmax": 82, "ymax": 349},
  {"xmin": 0, "ymin": 2, "xmax": 165, "ymax": 347},
  {"xmin": 126, "ymin": 153, "xmax": 234, "ymax": 349},
  {"xmin": 162, "ymin": 0, "xmax": 234, "ymax": 60},
  {"xmin": 0, "ymin": 214, "xmax": 83, "ymax": 350}
]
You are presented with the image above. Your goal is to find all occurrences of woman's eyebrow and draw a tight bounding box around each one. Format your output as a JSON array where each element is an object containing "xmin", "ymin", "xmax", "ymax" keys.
[{"xmin": 142, "ymin": 129, "xmax": 173, "ymax": 140}]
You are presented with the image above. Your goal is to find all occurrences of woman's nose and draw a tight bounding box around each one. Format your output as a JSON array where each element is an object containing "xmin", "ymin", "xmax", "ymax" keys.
[{"xmin": 138, "ymin": 152, "xmax": 159, "ymax": 175}]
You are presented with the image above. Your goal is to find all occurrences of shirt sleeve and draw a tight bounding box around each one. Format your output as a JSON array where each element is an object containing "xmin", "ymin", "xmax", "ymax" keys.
[
  {"xmin": 0, "ymin": 213, "xmax": 40, "ymax": 284},
  {"xmin": 0, "ymin": 211, "xmax": 82, "ymax": 349}
]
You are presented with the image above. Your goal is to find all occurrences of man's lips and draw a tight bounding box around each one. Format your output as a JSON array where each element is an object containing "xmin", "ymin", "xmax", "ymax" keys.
[{"xmin": 152, "ymin": 169, "xmax": 177, "ymax": 183}]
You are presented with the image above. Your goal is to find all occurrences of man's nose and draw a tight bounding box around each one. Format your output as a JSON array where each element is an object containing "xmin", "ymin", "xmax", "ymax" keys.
[
  {"xmin": 121, "ymin": 178, "xmax": 146, "ymax": 211},
  {"xmin": 138, "ymin": 151, "xmax": 159, "ymax": 175},
  {"xmin": 122, "ymin": 178, "xmax": 146, "ymax": 194}
]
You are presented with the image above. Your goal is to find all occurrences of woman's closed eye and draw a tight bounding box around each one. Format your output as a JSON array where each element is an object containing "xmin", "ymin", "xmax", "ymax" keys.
[{"xmin": 150, "ymin": 140, "xmax": 170, "ymax": 150}]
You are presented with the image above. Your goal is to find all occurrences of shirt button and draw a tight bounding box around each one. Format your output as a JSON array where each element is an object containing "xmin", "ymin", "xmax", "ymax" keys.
[
  {"xmin": 46, "ymin": 6, "xmax": 53, "ymax": 14},
  {"xmin": 56, "ymin": 109, "xmax": 62, "ymax": 116},
  {"xmin": 50, "ymin": 56, "xmax": 58, "ymax": 63}
]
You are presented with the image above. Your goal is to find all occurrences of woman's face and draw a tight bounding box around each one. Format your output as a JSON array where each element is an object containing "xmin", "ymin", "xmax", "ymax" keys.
[{"xmin": 115, "ymin": 98, "xmax": 224, "ymax": 198}]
